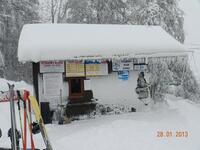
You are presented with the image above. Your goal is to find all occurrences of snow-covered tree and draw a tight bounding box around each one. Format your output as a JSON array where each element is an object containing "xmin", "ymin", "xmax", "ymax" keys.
[
  {"xmin": 39, "ymin": 0, "xmax": 184, "ymax": 43},
  {"xmin": 130, "ymin": 0, "xmax": 184, "ymax": 43},
  {"xmin": 148, "ymin": 56, "xmax": 200, "ymax": 102},
  {"xmin": 39, "ymin": 0, "xmax": 69, "ymax": 23},
  {"xmin": 0, "ymin": 0, "xmax": 39, "ymax": 82},
  {"xmin": 167, "ymin": 57, "xmax": 200, "ymax": 101},
  {"xmin": 148, "ymin": 58, "xmax": 173, "ymax": 102}
]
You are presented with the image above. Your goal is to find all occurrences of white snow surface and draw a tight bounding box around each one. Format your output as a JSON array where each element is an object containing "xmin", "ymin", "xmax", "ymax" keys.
[
  {"xmin": 0, "ymin": 78, "xmax": 33, "ymax": 93},
  {"xmin": 0, "ymin": 78, "xmax": 200, "ymax": 150},
  {"xmin": 18, "ymin": 24, "xmax": 187, "ymax": 62}
]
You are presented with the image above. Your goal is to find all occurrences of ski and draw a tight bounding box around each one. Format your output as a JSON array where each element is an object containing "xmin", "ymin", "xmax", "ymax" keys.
[
  {"xmin": 26, "ymin": 91, "xmax": 35, "ymax": 150},
  {"xmin": 17, "ymin": 90, "xmax": 36, "ymax": 150},
  {"xmin": 29, "ymin": 96, "xmax": 53, "ymax": 150},
  {"xmin": 17, "ymin": 98, "xmax": 24, "ymax": 149},
  {"xmin": 8, "ymin": 84, "xmax": 18, "ymax": 150}
]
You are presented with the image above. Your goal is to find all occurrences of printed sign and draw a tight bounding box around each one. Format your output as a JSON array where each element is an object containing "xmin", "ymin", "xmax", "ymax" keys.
[
  {"xmin": 66, "ymin": 61, "xmax": 85, "ymax": 77},
  {"xmin": 40, "ymin": 61, "xmax": 64, "ymax": 73},
  {"xmin": 86, "ymin": 62, "xmax": 108, "ymax": 76},
  {"xmin": 43, "ymin": 73, "xmax": 63, "ymax": 109},
  {"xmin": 85, "ymin": 60, "xmax": 108, "ymax": 76},
  {"xmin": 112, "ymin": 60, "xmax": 121, "ymax": 71},
  {"xmin": 84, "ymin": 79, "xmax": 91, "ymax": 90},
  {"xmin": 112, "ymin": 59, "xmax": 133, "ymax": 71},
  {"xmin": 118, "ymin": 71, "xmax": 129, "ymax": 81},
  {"xmin": 43, "ymin": 73, "xmax": 63, "ymax": 96},
  {"xmin": 120, "ymin": 59, "xmax": 133, "ymax": 71},
  {"xmin": 133, "ymin": 57, "xmax": 146, "ymax": 64},
  {"xmin": 134, "ymin": 64, "xmax": 148, "ymax": 71}
]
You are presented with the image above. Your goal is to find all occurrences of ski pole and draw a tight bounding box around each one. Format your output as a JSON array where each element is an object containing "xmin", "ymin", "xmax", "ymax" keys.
[
  {"xmin": 8, "ymin": 83, "xmax": 17, "ymax": 150},
  {"xmin": 17, "ymin": 97, "xmax": 24, "ymax": 148},
  {"xmin": 24, "ymin": 91, "xmax": 35, "ymax": 150}
]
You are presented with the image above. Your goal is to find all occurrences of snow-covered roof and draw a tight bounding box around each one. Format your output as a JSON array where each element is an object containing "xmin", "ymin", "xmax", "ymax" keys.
[{"xmin": 18, "ymin": 24, "xmax": 187, "ymax": 62}]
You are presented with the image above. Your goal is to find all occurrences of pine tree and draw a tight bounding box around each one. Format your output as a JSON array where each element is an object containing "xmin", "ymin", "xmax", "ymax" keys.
[{"xmin": 0, "ymin": 0, "xmax": 39, "ymax": 82}]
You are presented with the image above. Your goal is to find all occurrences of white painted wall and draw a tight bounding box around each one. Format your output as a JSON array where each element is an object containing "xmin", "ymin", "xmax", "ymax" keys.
[
  {"xmin": 38, "ymin": 71, "xmax": 152, "ymax": 111},
  {"xmin": 88, "ymin": 71, "xmax": 151, "ymax": 111}
]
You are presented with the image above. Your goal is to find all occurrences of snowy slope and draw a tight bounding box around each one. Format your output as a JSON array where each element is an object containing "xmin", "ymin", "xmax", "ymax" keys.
[{"xmin": 0, "ymin": 77, "xmax": 200, "ymax": 150}]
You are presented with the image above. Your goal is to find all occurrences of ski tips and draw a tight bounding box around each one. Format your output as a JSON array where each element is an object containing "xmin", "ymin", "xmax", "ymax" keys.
[{"xmin": 7, "ymin": 83, "xmax": 15, "ymax": 89}]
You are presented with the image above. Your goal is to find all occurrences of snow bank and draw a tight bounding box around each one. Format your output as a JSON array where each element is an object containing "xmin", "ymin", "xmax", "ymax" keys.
[
  {"xmin": 18, "ymin": 24, "xmax": 187, "ymax": 62},
  {"xmin": 0, "ymin": 78, "xmax": 33, "ymax": 94}
]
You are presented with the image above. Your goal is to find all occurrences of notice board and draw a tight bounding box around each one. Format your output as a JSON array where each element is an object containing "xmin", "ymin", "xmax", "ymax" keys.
[
  {"xmin": 40, "ymin": 61, "xmax": 64, "ymax": 73},
  {"xmin": 43, "ymin": 73, "xmax": 63, "ymax": 109},
  {"xmin": 43, "ymin": 73, "xmax": 63, "ymax": 96},
  {"xmin": 86, "ymin": 63, "xmax": 108, "ymax": 76},
  {"xmin": 66, "ymin": 61, "xmax": 85, "ymax": 77},
  {"xmin": 112, "ymin": 59, "xmax": 133, "ymax": 71}
]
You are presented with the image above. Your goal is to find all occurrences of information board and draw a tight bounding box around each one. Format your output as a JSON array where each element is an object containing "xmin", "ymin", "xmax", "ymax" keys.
[
  {"xmin": 120, "ymin": 59, "xmax": 133, "ymax": 71},
  {"xmin": 66, "ymin": 61, "xmax": 85, "ymax": 77},
  {"xmin": 43, "ymin": 73, "xmax": 63, "ymax": 96},
  {"xmin": 43, "ymin": 73, "xmax": 63, "ymax": 109},
  {"xmin": 86, "ymin": 63, "xmax": 108, "ymax": 76},
  {"xmin": 112, "ymin": 59, "xmax": 133, "ymax": 71},
  {"xmin": 84, "ymin": 79, "xmax": 91, "ymax": 90},
  {"xmin": 112, "ymin": 60, "xmax": 121, "ymax": 71},
  {"xmin": 118, "ymin": 71, "xmax": 129, "ymax": 81},
  {"xmin": 134, "ymin": 64, "xmax": 148, "ymax": 71},
  {"xmin": 40, "ymin": 61, "xmax": 64, "ymax": 73}
]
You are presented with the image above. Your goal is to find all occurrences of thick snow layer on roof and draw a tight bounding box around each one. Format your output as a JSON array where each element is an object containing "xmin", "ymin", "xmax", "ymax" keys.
[{"xmin": 18, "ymin": 24, "xmax": 187, "ymax": 62}]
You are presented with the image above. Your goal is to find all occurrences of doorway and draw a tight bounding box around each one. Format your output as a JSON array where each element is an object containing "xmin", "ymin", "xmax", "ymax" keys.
[{"xmin": 68, "ymin": 77, "xmax": 84, "ymax": 102}]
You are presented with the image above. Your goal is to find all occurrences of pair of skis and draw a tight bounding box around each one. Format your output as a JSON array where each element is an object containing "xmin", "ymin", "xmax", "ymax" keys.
[
  {"xmin": 7, "ymin": 84, "xmax": 35, "ymax": 150},
  {"xmin": 8, "ymin": 84, "xmax": 18, "ymax": 150},
  {"xmin": 1, "ymin": 85, "xmax": 53, "ymax": 150},
  {"xmin": 19, "ymin": 91, "xmax": 53, "ymax": 150},
  {"xmin": 29, "ymin": 96, "xmax": 53, "ymax": 150},
  {"xmin": 17, "ymin": 90, "xmax": 35, "ymax": 150}
]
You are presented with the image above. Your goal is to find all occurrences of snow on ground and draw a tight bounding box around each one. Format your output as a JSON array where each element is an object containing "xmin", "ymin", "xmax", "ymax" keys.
[
  {"xmin": 46, "ymin": 95, "xmax": 200, "ymax": 150},
  {"xmin": 1, "ymin": 78, "xmax": 200, "ymax": 150}
]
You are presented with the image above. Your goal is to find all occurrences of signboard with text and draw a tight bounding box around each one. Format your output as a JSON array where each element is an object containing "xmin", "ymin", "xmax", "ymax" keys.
[
  {"xmin": 43, "ymin": 73, "xmax": 63, "ymax": 109},
  {"xmin": 40, "ymin": 61, "xmax": 64, "ymax": 73},
  {"xmin": 66, "ymin": 61, "xmax": 85, "ymax": 77},
  {"xmin": 112, "ymin": 59, "xmax": 133, "ymax": 71},
  {"xmin": 118, "ymin": 71, "xmax": 129, "ymax": 81},
  {"xmin": 134, "ymin": 64, "xmax": 148, "ymax": 71},
  {"xmin": 86, "ymin": 62, "xmax": 108, "ymax": 76}
]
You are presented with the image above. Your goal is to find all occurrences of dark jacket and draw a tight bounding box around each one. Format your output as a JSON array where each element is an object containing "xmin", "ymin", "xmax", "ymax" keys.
[{"xmin": 137, "ymin": 76, "xmax": 147, "ymax": 88}]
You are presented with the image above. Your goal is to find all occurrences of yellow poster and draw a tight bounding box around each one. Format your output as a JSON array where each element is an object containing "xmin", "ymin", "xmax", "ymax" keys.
[
  {"xmin": 86, "ymin": 63, "xmax": 108, "ymax": 76},
  {"xmin": 66, "ymin": 61, "xmax": 85, "ymax": 77}
]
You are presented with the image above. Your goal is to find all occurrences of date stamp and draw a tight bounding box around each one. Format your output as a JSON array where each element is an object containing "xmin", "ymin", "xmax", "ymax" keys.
[{"xmin": 157, "ymin": 131, "xmax": 189, "ymax": 138}]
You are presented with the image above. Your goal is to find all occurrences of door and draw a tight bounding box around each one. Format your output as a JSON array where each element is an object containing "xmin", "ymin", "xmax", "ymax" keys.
[{"xmin": 68, "ymin": 77, "xmax": 84, "ymax": 102}]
